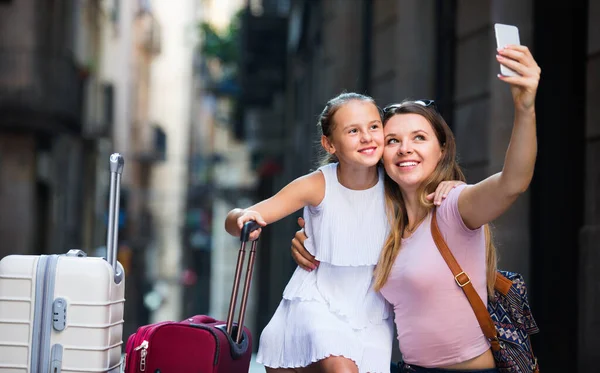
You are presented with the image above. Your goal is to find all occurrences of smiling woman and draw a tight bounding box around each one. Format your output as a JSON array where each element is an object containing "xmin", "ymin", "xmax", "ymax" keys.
[{"xmin": 373, "ymin": 45, "xmax": 541, "ymax": 373}]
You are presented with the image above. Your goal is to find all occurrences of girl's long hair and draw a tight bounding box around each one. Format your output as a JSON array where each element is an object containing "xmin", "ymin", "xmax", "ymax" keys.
[{"xmin": 373, "ymin": 101, "xmax": 498, "ymax": 298}]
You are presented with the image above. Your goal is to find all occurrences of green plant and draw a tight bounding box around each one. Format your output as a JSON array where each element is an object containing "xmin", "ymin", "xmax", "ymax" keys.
[{"xmin": 198, "ymin": 10, "xmax": 241, "ymax": 67}]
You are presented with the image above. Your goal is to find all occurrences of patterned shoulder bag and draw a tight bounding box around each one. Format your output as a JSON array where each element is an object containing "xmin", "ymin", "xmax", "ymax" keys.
[{"xmin": 431, "ymin": 212, "xmax": 540, "ymax": 373}]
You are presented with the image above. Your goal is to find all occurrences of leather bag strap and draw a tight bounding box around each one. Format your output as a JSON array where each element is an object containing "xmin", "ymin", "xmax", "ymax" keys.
[{"xmin": 430, "ymin": 210, "xmax": 501, "ymax": 351}]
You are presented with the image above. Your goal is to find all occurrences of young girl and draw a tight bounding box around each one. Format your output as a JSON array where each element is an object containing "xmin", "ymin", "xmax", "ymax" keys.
[{"xmin": 226, "ymin": 92, "xmax": 396, "ymax": 373}]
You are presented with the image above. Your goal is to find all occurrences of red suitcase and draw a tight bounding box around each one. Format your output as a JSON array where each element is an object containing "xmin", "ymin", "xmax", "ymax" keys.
[{"xmin": 124, "ymin": 222, "xmax": 260, "ymax": 373}]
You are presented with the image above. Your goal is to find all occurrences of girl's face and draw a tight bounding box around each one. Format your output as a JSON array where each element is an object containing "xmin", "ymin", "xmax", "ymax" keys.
[
  {"xmin": 323, "ymin": 100, "xmax": 384, "ymax": 168},
  {"xmin": 383, "ymin": 113, "xmax": 443, "ymax": 192}
]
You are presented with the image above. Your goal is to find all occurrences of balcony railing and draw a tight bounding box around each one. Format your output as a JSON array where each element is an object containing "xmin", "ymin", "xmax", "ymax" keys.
[{"xmin": 0, "ymin": 49, "xmax": 83, "ymax": 131}]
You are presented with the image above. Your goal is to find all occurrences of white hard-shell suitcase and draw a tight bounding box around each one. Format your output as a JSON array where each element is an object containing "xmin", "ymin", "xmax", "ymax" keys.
[{"xmin": 0, "ymin": 154, "xmax": 126, "ymax": 373}]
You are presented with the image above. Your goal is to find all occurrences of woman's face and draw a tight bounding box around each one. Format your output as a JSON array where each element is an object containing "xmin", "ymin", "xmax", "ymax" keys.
[{"xmin": 383, "ymin": 113, "xmax": 443, "ymax": 193}]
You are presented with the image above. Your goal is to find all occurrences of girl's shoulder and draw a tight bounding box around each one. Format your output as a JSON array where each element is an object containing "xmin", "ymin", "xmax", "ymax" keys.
[
  {"xmin": 311, "ymin": 162, "xmax": 338, "ymax": 188},
  {"xmin": 297, "ymin": 169, "xmax": 326, "ymax": 207},
  {"xmin": 304, "ymin": 169, "xmax": 326, "ymax": 185},
  {"xmin": 315, "ymin": 162, "xmax": 337, "ymax": 176}
]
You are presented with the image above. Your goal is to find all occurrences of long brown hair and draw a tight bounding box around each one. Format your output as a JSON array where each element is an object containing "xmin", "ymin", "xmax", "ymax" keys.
[{"xmin": 373, "ymin": 101, "xmax": 498, "ymax": 298}]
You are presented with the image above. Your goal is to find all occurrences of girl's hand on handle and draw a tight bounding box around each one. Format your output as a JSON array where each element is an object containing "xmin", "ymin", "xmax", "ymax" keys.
[
  {"xmin": 426, "ymin": 180, "xmax": 466, "ymax": 206},
  {"xmin": 237, "ymin": 210, "xmax": 266, "ymax": 241},
  {"xmin": 496, "ymin": 45, "xmax": 541, "ymax": 111}
]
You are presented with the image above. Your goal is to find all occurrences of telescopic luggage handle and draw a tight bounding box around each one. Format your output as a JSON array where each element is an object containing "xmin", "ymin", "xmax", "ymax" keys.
[
  {"xmin": 225, "ymin": 221, "xmax": 261, "ymax": 343},
  {"xmin": 107, "ymin": 153, "xmax": 124, "ymax": 284}
]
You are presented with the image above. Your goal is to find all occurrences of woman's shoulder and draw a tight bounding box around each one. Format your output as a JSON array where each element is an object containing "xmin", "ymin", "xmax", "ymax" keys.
[{"xmin": 435, "ymin": 184, "xmax": 480, "ymax": 235}]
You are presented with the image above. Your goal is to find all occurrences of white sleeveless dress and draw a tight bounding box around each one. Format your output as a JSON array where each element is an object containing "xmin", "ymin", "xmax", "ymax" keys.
[{"xmin": 256, "ymin": 163, "xmax": 394, "ymax": 373}]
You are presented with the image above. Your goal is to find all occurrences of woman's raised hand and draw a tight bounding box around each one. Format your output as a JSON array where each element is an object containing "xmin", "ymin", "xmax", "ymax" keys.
[{"xmin": 496, "ymin": 45, "xmax": 541, "ymax": 112}]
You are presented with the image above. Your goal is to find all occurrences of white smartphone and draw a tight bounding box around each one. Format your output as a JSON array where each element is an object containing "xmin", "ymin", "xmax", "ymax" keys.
[{"xmin": 494, "ymin": 23, "xmax": 521, "ymax": 77}]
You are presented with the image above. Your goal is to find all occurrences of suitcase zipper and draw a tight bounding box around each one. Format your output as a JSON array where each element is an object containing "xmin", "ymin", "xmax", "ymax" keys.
[
  {"xmin": 126, "ymin": 327, "xmax": 150, "ymax": 372},
  {"xmin": 134, "ymin": 340, "xmax": 149, "ymax": 371},
  {"xmin": 135, "ymin": 323, "xmax": 171, "ymax": 370},
  {"xmin": 126, "ymin": 329, "xmax": 147, "ymax": 372},
  {"xmin": 128, "ymin": 321, "xmax": 172, "ymax": 372},
  {"xmin": 127, "ymin": 326, "xmax": 152, "ymax": 371}
]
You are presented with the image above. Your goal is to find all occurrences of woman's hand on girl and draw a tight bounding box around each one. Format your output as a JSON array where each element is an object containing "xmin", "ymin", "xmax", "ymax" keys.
[
  {"xmin": 426, "ymin": 180, "xmax": 466, "ymax": 206},
  {"xmin": 291, "ymin": 217, "xmax": 320, "ymax": 271}
]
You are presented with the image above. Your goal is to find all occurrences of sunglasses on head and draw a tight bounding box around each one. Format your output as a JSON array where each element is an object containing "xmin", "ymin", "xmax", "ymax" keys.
[{"xmin": 382, "ymin": 99, "xmax": 436, "ymax": 114}]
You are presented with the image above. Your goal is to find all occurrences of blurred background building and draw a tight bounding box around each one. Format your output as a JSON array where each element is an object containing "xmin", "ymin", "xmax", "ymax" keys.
[{"xmin": 0, "ymin": 0, "xmax": 598, "ymax": 372}]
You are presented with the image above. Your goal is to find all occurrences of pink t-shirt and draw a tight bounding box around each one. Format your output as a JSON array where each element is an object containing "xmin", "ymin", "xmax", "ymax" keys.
[{"xmin": 379, "ymin": 184, "xmax": 490, "ymax": 367}]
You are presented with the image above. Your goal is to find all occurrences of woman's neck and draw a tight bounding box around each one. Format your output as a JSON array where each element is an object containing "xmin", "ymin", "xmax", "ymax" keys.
[
  {"xmin": 401, "ymin": 189, "xmax": 427, "ymax": 231},
  {"xmin": 336, "ymin": 163, "xmax": 378, "ymax": 190}
]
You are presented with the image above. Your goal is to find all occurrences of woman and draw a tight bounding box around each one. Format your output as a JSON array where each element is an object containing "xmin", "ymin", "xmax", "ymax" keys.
[{"xmin": 291, "ymin": 44, "xmax": 540, "ymax": 373}]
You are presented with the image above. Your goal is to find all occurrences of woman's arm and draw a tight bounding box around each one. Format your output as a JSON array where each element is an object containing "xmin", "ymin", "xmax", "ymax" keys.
[
  {"xmin": 458, "ymin": 45, "xmax": 541, "ymax": 229},
  {"xmin": 225, "ymin": 171, "xmax": 325, "ymax": 240}
]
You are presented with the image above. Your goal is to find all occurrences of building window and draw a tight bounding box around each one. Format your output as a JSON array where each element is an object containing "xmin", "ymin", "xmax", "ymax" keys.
[{"xmin": 103, "ymin": 84, "xmax": 115, "ymax": 128}]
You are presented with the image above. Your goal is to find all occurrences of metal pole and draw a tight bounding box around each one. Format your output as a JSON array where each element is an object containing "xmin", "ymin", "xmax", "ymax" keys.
[
  {"xmin": 226, "ymin": 243, "xmax": 247, "ymax": 335},
  {"xmin": 107, "ymin": 153, "xmax": 124, "ymax": 273},
  {"xmin": 236, "ymin": 240, "xmax": 258, "ymax": 343}
]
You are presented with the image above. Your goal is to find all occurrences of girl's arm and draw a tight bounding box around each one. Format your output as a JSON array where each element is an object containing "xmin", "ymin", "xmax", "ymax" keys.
[
  {"xmin": 225, "ymin": 171, "xmax": 325, "ymax": 239},
  {"xmin": 458, "ymin": 45, "xmax": 541, "ymax": 229}
]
